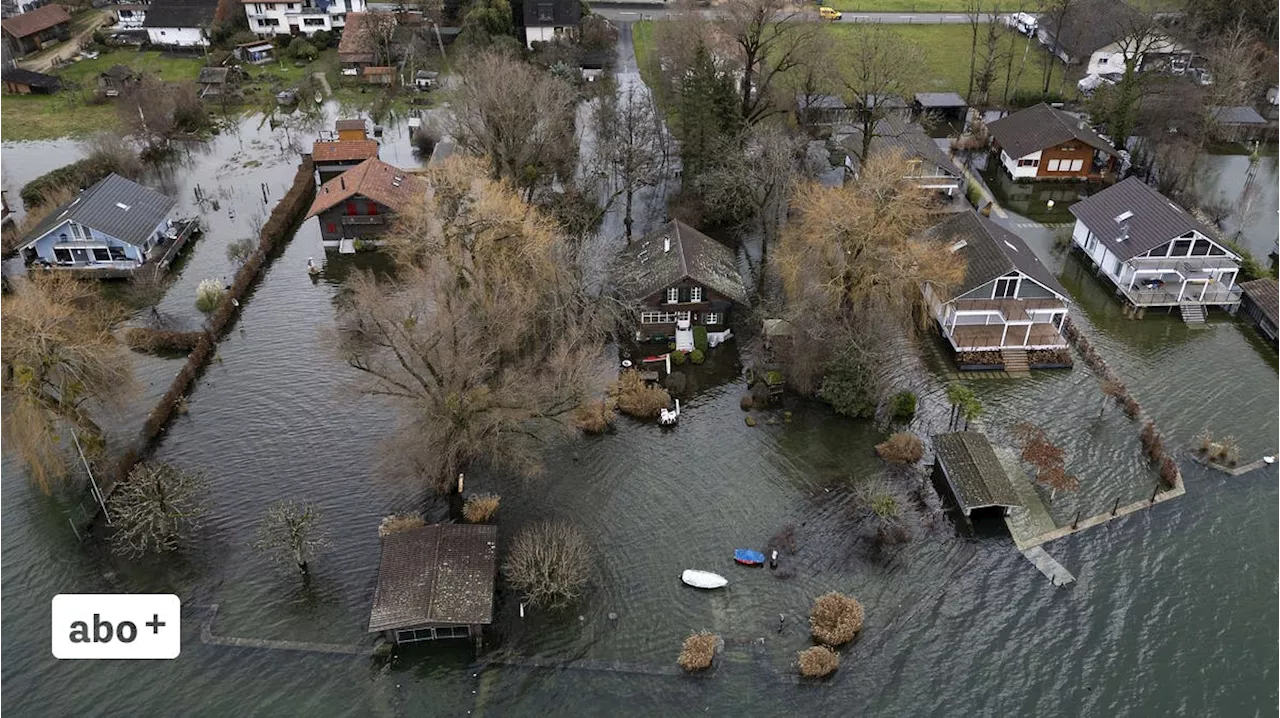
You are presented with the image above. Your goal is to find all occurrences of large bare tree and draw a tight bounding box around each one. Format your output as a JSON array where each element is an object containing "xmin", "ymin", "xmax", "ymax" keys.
[
  {"xmin": 595, "ymin": 82, "xmax": 666, "ymax": 241},
  {"xmin": 359, "ymin": 9, "xmax": 399, "ymax": 65},
  {"xmin": 449, "ymin": 50, "xmax": 579, "ymax": 200},
  {"xmin": 109, "ymin": 462, "xmax": 208, "ymax": 557},
  {"xmin": 2, "ymin": 273, "xmax": 134, "ymax": 493},
  {"xmin": 839, "ymin": 25, "xmax": 921, "ymax": 165},
  {"xmin": 792, "ymin": 29, "xmax": 842, "ymax": 130},
  {"xmin": 332, "ymin": 158, "xmax": 617, "ymax": 492},
  {"xmin": 719, "ymin": 0, "xmax": 816, "ymax": 125}
]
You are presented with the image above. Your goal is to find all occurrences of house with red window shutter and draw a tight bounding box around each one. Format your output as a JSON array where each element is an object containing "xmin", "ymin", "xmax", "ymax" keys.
[{"xmin": 305, "ymin": 158, "xmax": 427, "ymax": 251}]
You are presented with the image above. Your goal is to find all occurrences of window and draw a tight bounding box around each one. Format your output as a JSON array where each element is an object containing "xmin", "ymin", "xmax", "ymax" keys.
[
  {"xmin": 1172, "ymin": 239, "xmax": 1193, "ymax": 256},
  {"xmin": 1190, "ymin": 239, "xmax": 1210, "ymax": 256},
  {"xmin": 260, "ymin": 17, "xmax": 280, "ymax": 25},
  {"xmin": 108, "ymin": 246, "xmax": 127, "ymax": 261},
  {"xmin": 1047, "ymin": 159, "xmax": 1061, "ymax": 172},
  {"xmin": 1098, "ymin": 57, "xmax": 1108, "ymax": 65},
  {"xmin": 69, "ymin": 223, "xmax": 90, "ymax": 241},
  {"xmin": 994, "ymin": 277, "xmax": 1018, "ymax": 299},
  {"xmin": 1016, "ymin": 158, "xmax": 1039, "ymax": 167},
  {"xmin": 1069, "ymin": 159, "xmax": 1083, "ymax": 172},
  {"xmin": 666, "ymin": 287, "xmax": 679, "ymax": 304},
  {"xmin": 704, "ymin": 312, "xmax": 721, "ymax": 325},
  {"xmin": 303, "ymin": 17, "xmax": 325, "ymax": 25},
  {"xmin": 690, "ymin": 286, "xmax": 703, "ymax": 303},
  {"xmin": 346, "ymin": 201, "xmax": 357, "ymax": 216},
  {"xmin": 326, "ymin": 222, "xmax": 336, "ymax": 234},
  {"xmin": 641, "ymin": 311, "xmax": 681, "ymax": 324},
  {"xmin": 53, "ymin": 248, "xmax": 72, "ymax": 263},
  {"xmin": 536, "ymin": 2, "xmax": 554, "ymax": 22},
  {"xmin": 92, "ymin": 248, "xmax": 111, "ymax": 262}
]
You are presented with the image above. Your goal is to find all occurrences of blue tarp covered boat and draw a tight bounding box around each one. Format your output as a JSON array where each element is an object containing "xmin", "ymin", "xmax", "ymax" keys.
[{"xmin": 734, "ymin": 549, "xmax": 766, "ymax": 566}]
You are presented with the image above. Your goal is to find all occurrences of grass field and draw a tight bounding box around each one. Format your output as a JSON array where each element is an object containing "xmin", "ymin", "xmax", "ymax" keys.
[
  {"xmin": 823, "ymin": 0, "xmax": 972, "ymax": 10},
  {"xmin": 2, "ymin": 50, "xmax": 206, "ymax": 141},
  {"xmin": 631, "ymin": 20, "xmax": 1071, "ymax": 111}
]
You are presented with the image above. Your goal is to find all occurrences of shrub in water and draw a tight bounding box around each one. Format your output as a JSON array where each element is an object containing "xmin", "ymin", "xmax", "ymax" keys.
[
  {"xmin": 672, "ymin": 350, "xmax": 687, "ymax": 365},
  {"xmin": 504, "ymin": 520, "xmax": 591, "ymax": 608},
  {"xmin": 890, "ymin": 391, "xmax": 917, "ymax": 420},
  {"xmin": 195, "ymin": 278, "xmax": 224, "ymax": 313},
  {"xmin": 463, "ymin": 493, "xmax": 500, "ymax": 523},
  {"xmin": 875, "ymin": 432, "xmax": 923, "ymax": 464},
  {"xmin": 615, "ymin": 370, "xmax": 671, "ymax": 419},
  {"xmin": 378, "ymin": 512, "xmax": 425, "ymax": 537},
  {"xmin": 572, "ymin": 397, "xmax": 616, "ymax": 433},
  {"xmin": 797, "ymin": 645, "xmax": 839, "ymax": 678},
  {"xmin": 809, "ymin": 591, "xmax": 864, "ymax": 646},
  {"xmin": 677, "ymin": 631, "xmax": 718, "ymax": 672},
  {"xmin": 689, "ymin": 349, "xmax": 705, "ymax": 365}
]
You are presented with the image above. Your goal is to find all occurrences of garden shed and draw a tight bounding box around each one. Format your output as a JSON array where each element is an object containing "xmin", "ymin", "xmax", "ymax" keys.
[
  {"xmin": 932, "ymin": 432, "xmax": 1022, "ymax": 520},
  {"xmin": 368, "ymin": 523, "xmax": 497, "ymax": 646}
]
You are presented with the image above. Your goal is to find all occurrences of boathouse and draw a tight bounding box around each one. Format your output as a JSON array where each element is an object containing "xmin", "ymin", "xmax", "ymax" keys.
[
  {"xmin": 932, "ymin": 432, "xmax": 1022, "ymax": 520},
  {"xmin": 368, "ymin": 523, "xmax": 497, "ymax": 646},
  {"xmin": 1239, "ymin": 278, "xmax": 1278, "ymax": 344}
]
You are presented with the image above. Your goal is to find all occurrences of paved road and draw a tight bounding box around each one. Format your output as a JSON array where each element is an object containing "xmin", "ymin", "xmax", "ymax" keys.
[{"xmin": 589, "ymin": 4, "xmax": 997, "ymax": 24}]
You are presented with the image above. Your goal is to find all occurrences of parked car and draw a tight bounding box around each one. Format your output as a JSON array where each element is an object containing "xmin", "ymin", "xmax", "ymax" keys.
[{"xmin": 819, "ymin": 6, "xmax": 842, "ymax": 20}]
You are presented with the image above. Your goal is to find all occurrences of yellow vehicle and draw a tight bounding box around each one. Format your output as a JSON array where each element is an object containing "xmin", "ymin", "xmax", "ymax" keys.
[{"xmin": 818, "ymin": 6, "xmax": 842, "ymax": 20}]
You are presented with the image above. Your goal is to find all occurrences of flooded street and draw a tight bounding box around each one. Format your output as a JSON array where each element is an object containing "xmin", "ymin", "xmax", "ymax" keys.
[{"xmin": 2, "ymin": 99, "xmax": 1277, "ymax": 715}]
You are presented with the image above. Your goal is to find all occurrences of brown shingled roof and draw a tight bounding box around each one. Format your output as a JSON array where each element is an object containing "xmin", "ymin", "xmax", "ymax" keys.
[
  {"xmin": 933, "ymin": 432, "xmax": 1021, "ymax": 512},
  {"xmin": 306, "ymin": 158, "xmax": 427, "ymax": 218},
  {"xmin": 2, "ymin": 4, "xmax": 71, "ymax": 39},
  {"xmin": 311, "ymin": 139, "xmax": 379, "ymax": 163},
  {"xmin": 337, "ymin": 12, "xmax": 375, "ymax": 63},
  {"xmin": 368, "ymin": 524, "xmax": 497, "ymax": 632},
  {"xmin": 335, "ymin": 118, "xmax": 367, "ymax": 132},
  {"xmin": 1241, "ymin": 278, "xmax": 1279, "ymax": 328}
]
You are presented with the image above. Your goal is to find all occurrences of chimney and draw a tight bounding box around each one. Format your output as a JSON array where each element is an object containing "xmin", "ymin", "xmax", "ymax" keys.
[
  {"xmin": 340, "ymin": 176, "xmax": 345, "ymax": 190},
  {"xmin": 664, "ymin": 236, "xmax": 670, "ymax": 253},
  {"xmin": 1078, "ymin": 120, "xmax": 1086, "ymax": 131}
]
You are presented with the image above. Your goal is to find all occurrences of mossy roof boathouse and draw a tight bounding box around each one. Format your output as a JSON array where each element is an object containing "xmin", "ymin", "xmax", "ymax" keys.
[
  {"xmin": 932, "ymin": 432, "xmax": 1022, "ymax": 520},
  {"xmin": 369, "ymin": 523, "xmax": 497, "ymax": 645}
]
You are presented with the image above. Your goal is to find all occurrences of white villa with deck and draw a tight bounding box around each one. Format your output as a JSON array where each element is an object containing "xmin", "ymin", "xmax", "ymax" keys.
[
  {"xmin": 922, "ymin": 211, "xmax": 1071, "ymax": 357},
  {"xmin": 1068, "ymin": 177, "xmax": 1241, "ymax": 321},
  {"xmin": 242, "ymin": 0, "xmax": 364, "ymax": 37}
]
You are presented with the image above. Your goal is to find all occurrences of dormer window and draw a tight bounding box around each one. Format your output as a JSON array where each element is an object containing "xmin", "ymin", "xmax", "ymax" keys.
[
  {"xmin": 537, "ymin": 3, "xmax": 553, "ymax": 22},
  {"xmin": 666, "ymin": 287, "xmax": 679, "ymax": 304},
  {"xmin": 690, "ymin": 286, "xmax": 703, "ymax": 303}
]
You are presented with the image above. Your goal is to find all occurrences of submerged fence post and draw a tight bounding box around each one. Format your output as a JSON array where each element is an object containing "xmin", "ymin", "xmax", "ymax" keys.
[
  {"xmin": 1072, "ymin": 511, "xmax": 1081, "ymax": 530},
  {"xmin": 1111, "ymin": 497, "xmax": 1120, "ymax": 516},
  {"xmin": 1150, "ymin": 483, "xmax": 1160, "ymax": 503}
]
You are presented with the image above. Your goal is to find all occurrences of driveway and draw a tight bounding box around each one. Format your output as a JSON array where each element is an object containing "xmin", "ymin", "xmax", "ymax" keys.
[{"xmin": 18, "ymin": 9, "xmax": 110, "ymax": 73}]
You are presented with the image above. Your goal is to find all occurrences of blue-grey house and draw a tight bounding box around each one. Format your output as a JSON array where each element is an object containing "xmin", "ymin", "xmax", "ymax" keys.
[{"xmin": 17, "ymin": 174, "xmax": 185, "ymax": 274}]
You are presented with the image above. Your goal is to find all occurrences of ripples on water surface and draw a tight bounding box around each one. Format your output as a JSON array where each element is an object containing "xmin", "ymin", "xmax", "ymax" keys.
[{"xmin": 2, "ymin": 119, "xmax": 1277, "ymax": 716}]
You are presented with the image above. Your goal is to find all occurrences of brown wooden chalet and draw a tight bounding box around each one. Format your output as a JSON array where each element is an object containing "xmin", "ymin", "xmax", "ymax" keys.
[
  {"xmin": 614, "ymin": 220, "xmax": 748, "ymax": 342},
  {"xmin": 305, "ymin": 157, "xmax": 427, "ymax": 249},
  {"xmin": 368, "ymin": 523, "xmax": 497, "ymax": 646},
  {"xmin": 987, "ymin": 103, "xmax": 1119, "ymax": 181}
]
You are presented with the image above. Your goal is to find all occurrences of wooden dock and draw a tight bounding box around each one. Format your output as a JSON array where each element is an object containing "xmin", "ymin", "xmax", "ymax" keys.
[{"xmin": 1020, "ymin": 546, "xmax": 1075, "ymax": 586}]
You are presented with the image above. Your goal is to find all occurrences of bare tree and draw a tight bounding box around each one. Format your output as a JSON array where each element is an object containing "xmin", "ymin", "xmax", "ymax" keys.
[
  {"xmin": 1087, "ymin": 8, "xmax": 1169, "ymax": 150},
  {"xmin": 332, "ymin": 157, "xmax": 617, "ymax": 492},
  {"xmin": 965, "ymin": 0, "xmax": 983, "ymax": 102},
  {"xmin": 972, "ymin": 6, "xmax": 1008, "ymax": 109},
  {"xmin": 450, "ymin": 50, "xmax": 579, "ymax": 199},
  {"xmin": 1039, "ymin": 0, "xmax": 1076, "ymax": 94},
  {"xmin": 503, "ymin": 520, "xmax": 591, "ymax": 608},
  {"xmin": 109, "ymin": 462, "xmax": 208, "ymax": 557},
  {"xmin": 839, "ymin": 25, "xmax": 921, "ymax": 164},
  {"xmin": 595, "ymin": 83, "xmax": 665, "ymax": 240},
  {"xmin": 1013, "ymin": 421, "xmax": 1078, "ymax": 500},
  {"xmin": 1, "ymin": 273, "xmax": 134, "ymax": 492},
  {"xmin": 360, "ymin": 9, "xmax": 399, "ymax": 66},
  {"xmin": 792, "ymin": 29, "xmax": 842, "ymax": 130},
  {"xmin": 252, "ymin": 501, "xmax": 329, "ymax": 575},
  {"xmin": 1199, "ymin": 20, "xmax": 1269, "ymax": 143},
  {"xmin": 720, "ymin": 0, "xmax": 817, "ymax": 125}
]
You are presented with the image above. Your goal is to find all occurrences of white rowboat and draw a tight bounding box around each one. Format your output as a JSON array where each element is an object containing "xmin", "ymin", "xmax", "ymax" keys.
[{"xmin": 681, "ymin": 570, "xmax": 727, "ymax": 589}]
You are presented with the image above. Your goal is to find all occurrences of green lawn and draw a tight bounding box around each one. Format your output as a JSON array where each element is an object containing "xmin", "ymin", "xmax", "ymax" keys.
[
  {"xmin": 823, "ymin": 0, "xmax": 972, "ymax": 10},
  {"xmin": 3, "ymin": 50, "xmax": 206, "ymax": 141}
]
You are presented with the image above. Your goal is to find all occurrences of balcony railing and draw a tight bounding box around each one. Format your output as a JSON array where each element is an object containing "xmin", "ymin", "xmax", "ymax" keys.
[
  {"xmin": 1119, "ymin": 283, "xmax": 1243, "ymax": 307},
  {"xmin": 1127, "ymin": 255, "xmax": 1241, "ymax": 272},
  {"xmin": 341, "ymin": 215, "xmax": 383, "ymax": 226}
]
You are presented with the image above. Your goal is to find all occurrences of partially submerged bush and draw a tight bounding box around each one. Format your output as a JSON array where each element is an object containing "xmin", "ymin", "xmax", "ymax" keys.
[
  {"xmin": 195, "ymin": 278, "xmax": 224, "ymax": 313},
  {"xmin": 463, "ymin": 493, "xmax": 500, "ymax": 523},
  {"xmin": 875, "ymin": 432, "xmax": 924, "ymax": 464},
  {"xmin": 692, "ymin": 326, "xmax": 709, "ymax": 352},
  {"xmin": 809, "ymin": 592, "xmax": 864, "ymax": 646},
  {"xmin": 123, "ymin": 327, "xmax": 204, "ymax": 354},
  {"xmin": 689, "ymin": 348, "xmax": 705, "ymax": 364},
  {"xmin": 378, "ymin": 512, "xmax": 425, "ymax": 537},
  {"xmin": 614, "ymin": 370, "xmax": 671, "ymax": 419},
  {"xmin": 890, "ymin": 391, "xmax": 916, "ymax": 420},
  {"xmin": 572, "ymin": 397, "xmax": 616, "ymax": 433},
  {"xmin": 504, "ymin": 520, "xmax": 591, "ymax": 608},
  {"xmin": 671, "ymin": 350, "xmax": 687, "ymax": 365},
  {"xmin": 1193, "ymin": 428, "xmax": 1214, "ymax": 454},
  {"xmin": 677, "ymin": 631, "xmax": 718, "ymax": 672},
  {"xmin": 797, "ymin": 645, "xmax": 839, "ymax": 678}
]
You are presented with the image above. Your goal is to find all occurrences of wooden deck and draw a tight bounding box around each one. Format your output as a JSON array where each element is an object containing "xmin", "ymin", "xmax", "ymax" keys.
[
  {"xmin": 949, "ymin": 323, "xmax": 1068, "ymax": 351},
  {"xmin": 58, "ymin": 219, "xmax": 202, "ymax": 279}
]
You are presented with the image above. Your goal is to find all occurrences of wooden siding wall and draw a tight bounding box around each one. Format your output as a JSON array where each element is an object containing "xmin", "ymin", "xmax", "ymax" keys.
[{"xmin": 1036, "ymin": 143, "xmax": 1095, "ymax": 178}]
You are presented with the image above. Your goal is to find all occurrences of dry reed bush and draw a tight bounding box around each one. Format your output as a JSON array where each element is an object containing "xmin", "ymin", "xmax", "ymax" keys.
[
  {"xmin": 378, "ymin": 512, "xmax": 425, "ymax": 537},
  {"xmin": 677, "ymin": 631, "xmax": 718, "ymax": 672},
  {"xmin": 1159, "ymin": 456, "xmax": 1180, "ymax": 487},
  {"xmin": 124, "ymin": 327, "xmax": 204, "ymax": 354},
  {"xmin": 614, "ymin": 370, "xmax": 671, "ymax": 419},
  {"xmin": 504, "ymin": 520, "xmax": 591, "ymax": 608},
  {"xmin": 875, "ymin": 432, "xmax": 924, "ymax": 464},
  {"xmin": 1122, "ymin": 396, "xmax": 1142, "ymax": 419},
  {"xmin": 809, "ymin": 592, "xmax": 865, "ymax": 646},
  {"xmin": 797, "ymin": 645, "xmax": 839, "ymax": 678},
  {"xmin": 463, "ymin": 493, "xmax": 501, "ymax": 523},
  {"xmin": 572, "ymin": 397, "xmax": 616, "ymax": 434}
]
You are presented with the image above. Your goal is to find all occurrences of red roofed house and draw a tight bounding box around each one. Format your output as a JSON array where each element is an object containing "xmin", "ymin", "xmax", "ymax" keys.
[
  {"xmin": 2, "ymin": 4, "xmax": 70, "ymax": 56},
  {"xmin": 305, "ymin": 158, "xmax": 427, "ymax": 250}
]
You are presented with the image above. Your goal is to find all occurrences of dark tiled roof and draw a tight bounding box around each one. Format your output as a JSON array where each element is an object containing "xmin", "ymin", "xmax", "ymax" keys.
[
  {"xmin": 338, "ymin": 12, "xmax": 376, "ymax": 62},
  {"xmin": 933, "ymin": 432, "xmax": 1021, "ymax": 511},
  {"xmin": 797, "ymin": 94, "xmax": 846, "ymax": 110},
  {"xmin": 307, "ymin": 158, "xmax": 428, "ymax": 217},
  {"xmin": 1067, "ymin": 177, "xmax": 1224, "ymax": 261},
  {"xmin": 1208, "ymin": 106, "xmax": 1267, "ymax": 126},
  {"xmin": 1040, "ymin": 0, "xmax": 1141, "ymax": 60},
  {"xmin": 838, "ymin": 115, "xmax": 961, "ymax": 179},
  {"xmin": 614, "ymin": 220, "xmax": 748, "ymax": 305},
  {"xmin": 1241, "ymin": 278, "xmax": 1279, "ymax": 327},
  {"xmin": 20, "ymin": 174, "xmax": 175, "ymax": 249},
  {"xmin": 311, "ymin": 139, "xmax": 379, "ymax": 163},
  {"xmin": 2, "ymin": 67, "xmax": 60, "ymax": 89},
  {"xmin": 368, "ymin": 524, "xmax": 497, "ymax": 632},
  {"xmin": 522, "ymin": 0, "xmax": 579, "ymax": 27},
  {"xmin": 142, "ymin": 0, "xmax": 217, "ymax": 29},
  {"xmin": 915, "ymin": 92, "xmax": 967, "ymax": 108},
  {"xmin": 2, "ymin": 4, "xmax": 71, "ymax": 39},
  {"xmin": 988, "ymin": 103, "xmax": 1118, "ymax": 160},
  {"xmin": 926, "ymin": 211, "xmax": 1069, "ymax": 300},
  {"xmin": 197, "ymin": 66, "xmax": 228, "ymax": 84},
  {"xmin": 335, "ymin": 118, "xmax": 367, "ymax": 132}
]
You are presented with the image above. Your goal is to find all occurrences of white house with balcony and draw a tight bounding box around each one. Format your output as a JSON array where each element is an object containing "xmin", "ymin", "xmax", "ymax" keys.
[
  {"xmin": 922, "ymin": 211, "xmax": 1071, "ymax": 362},
  {"xmin": 243, "ymin": 0, "xmax": 364, "ymax": 37},
  {"xmin": 1068, "ymin": 177, "xmax": 1241, "ymax": 322}
]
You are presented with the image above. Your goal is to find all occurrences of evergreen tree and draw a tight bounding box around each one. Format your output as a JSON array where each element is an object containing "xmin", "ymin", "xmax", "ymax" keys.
[{"xmin": 677, "ymin": 43, "xmax": 740, "ymax": 182}]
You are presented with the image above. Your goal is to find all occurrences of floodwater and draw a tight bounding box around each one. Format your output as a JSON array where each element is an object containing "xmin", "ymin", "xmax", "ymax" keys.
[{"xmin": 3, "ymin": 67, "xmax": 1279, "ymax": 718}]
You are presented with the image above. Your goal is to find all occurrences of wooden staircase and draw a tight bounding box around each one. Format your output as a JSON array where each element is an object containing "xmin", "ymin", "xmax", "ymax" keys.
[
  {"xmin": 1179, "ymin": 304, "xmax": 1206, "ymax": 324},
  {"xmin": 1001, "ymin": 348, "xmax": 1031, "ymax": 376}
]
